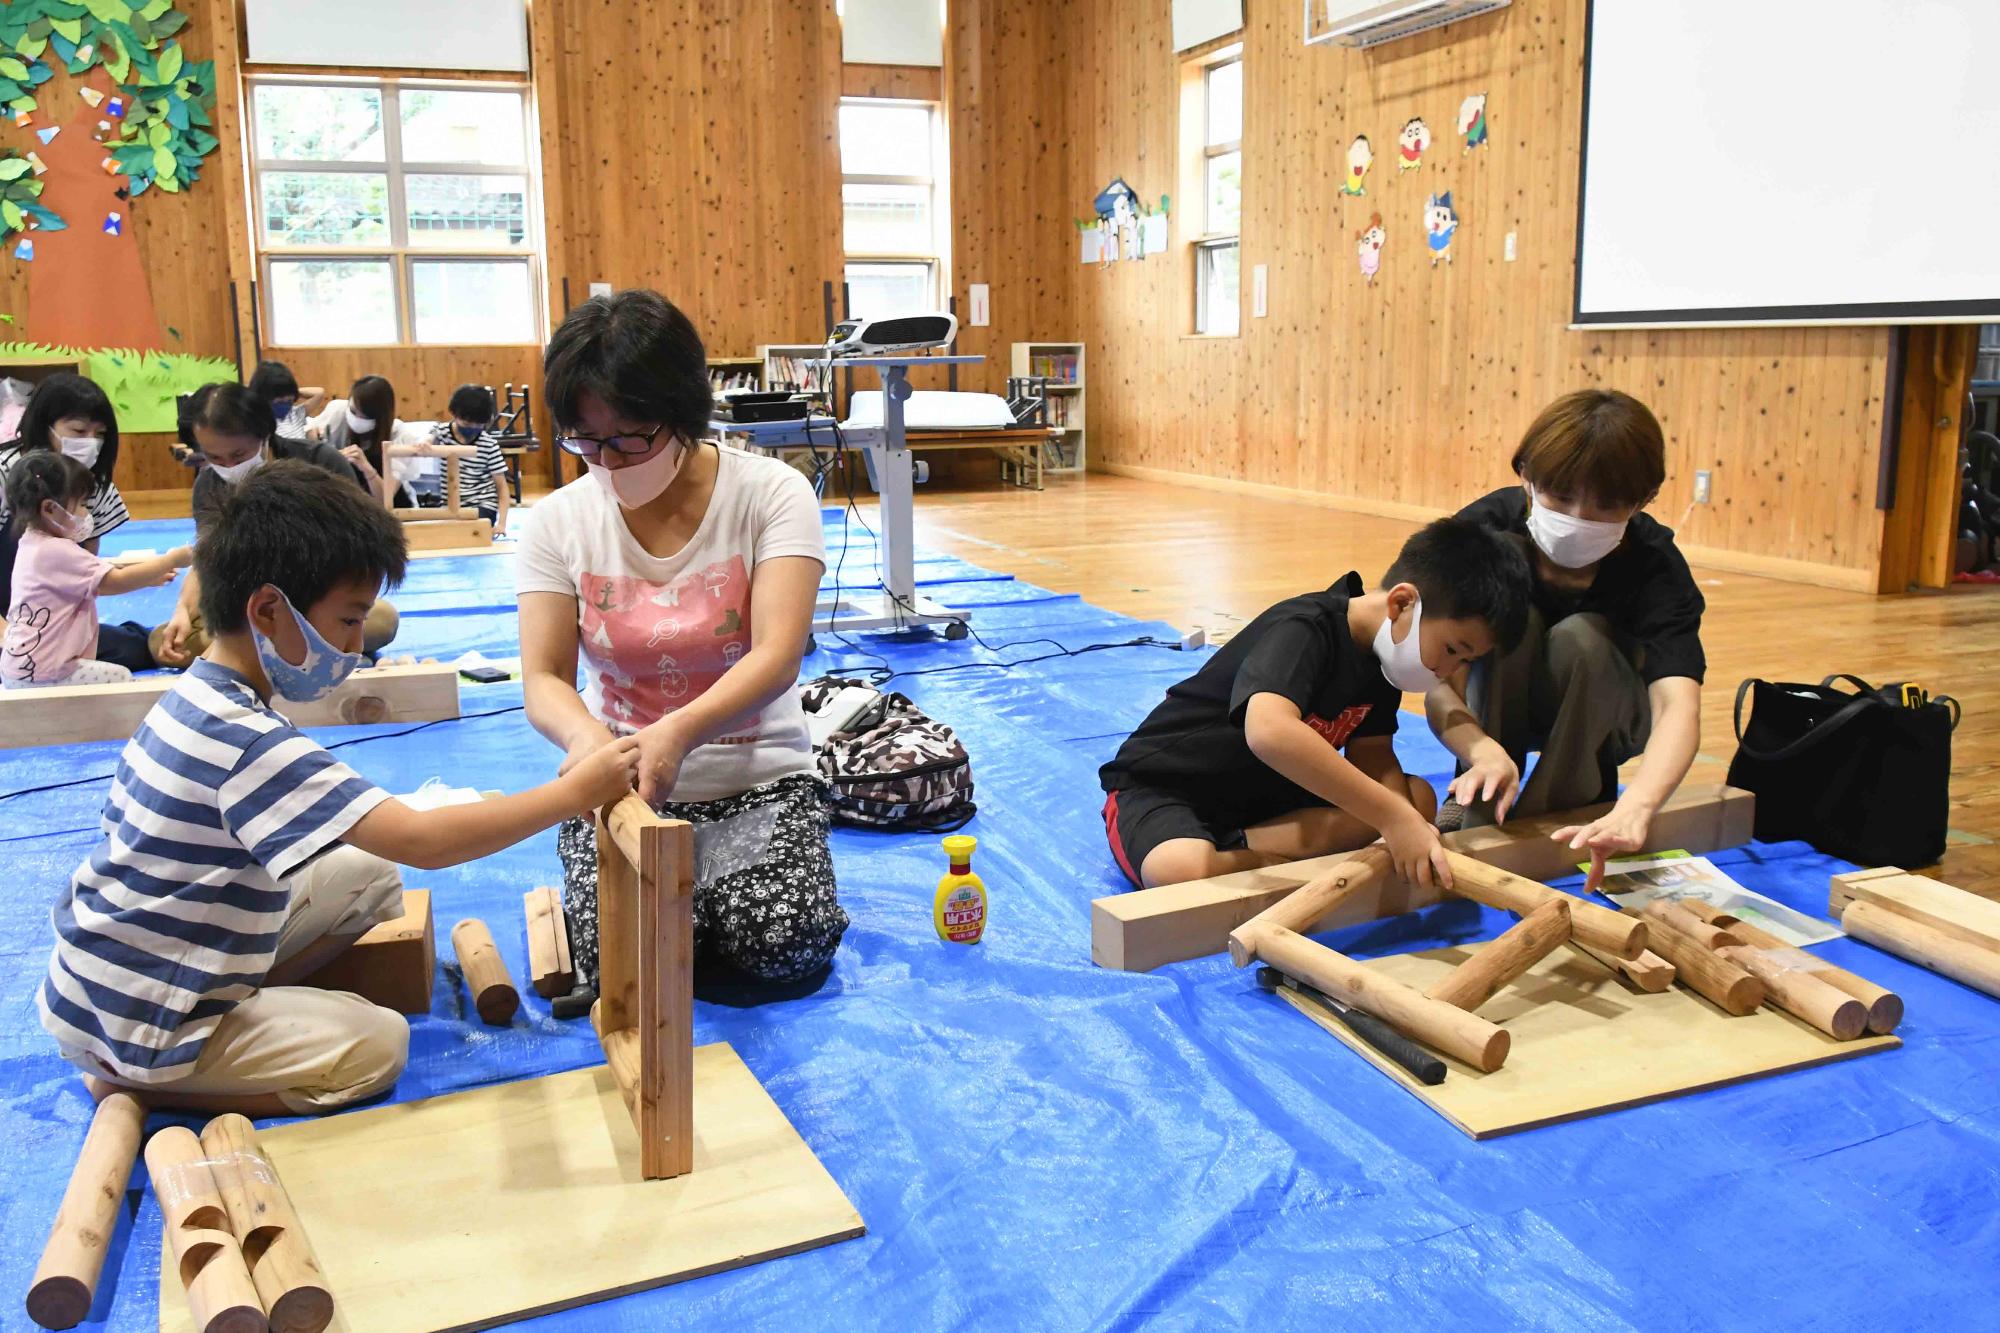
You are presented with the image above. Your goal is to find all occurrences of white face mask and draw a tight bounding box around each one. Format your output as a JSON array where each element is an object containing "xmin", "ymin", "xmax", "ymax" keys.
[
  {"xmin": 1525, "ymin": 489, "xmax": 1628, "ymax": 569},
  {"xmin": 1373, "ymin": 594, "xmax": 1439, "ymax": 694},
  {"xmin": 211, "ymin": 452, "xmax": 266, "ymax": 486},
  {"xmin": 345, "ymin": 405, "xmax": 376, "ymax": 434},
  {"xmin": 58, "ymin": 435, "xmax": 102, "ymax": 468},
  {"xmin": 589, "ymin": 439, "xmax": 685, "ymax": 510},
  {"xmin": 42, "ymin": 500, "xmax": 91, "ymax": 541}
]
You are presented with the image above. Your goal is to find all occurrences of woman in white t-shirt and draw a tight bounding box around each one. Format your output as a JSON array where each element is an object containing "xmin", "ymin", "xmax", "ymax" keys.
[
  {"xmin": 308, "ymin": 376, "xmax": 413, "ymax": 508},
  {"xmin": 517, "ymin": 290, "xmax": 846, "ymax": 987}
]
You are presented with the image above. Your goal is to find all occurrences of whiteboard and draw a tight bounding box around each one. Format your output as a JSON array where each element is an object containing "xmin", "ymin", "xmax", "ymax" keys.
[
  {"xmin": 1573, "ymin": 0, "xmax": 2000, "ymax": 327},
  {"xmin": 245, "ymin": 0, "xmax": 527, "ymax": 72}
]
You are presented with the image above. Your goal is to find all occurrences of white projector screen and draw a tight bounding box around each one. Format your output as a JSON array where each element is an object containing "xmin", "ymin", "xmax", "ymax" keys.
[{"xmin": 1573, "ymin": 0, "xmax": 2000, "ymax": 327}]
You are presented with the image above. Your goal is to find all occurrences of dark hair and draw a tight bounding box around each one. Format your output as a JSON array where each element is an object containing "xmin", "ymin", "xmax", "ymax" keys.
[
  {"xmin": 1382, "ymin": 516, "xmax": 1533, "ymax": 653},
  {"xmin": 345, "ymin": 375, "xmax": 396, "ymax": 470},
  {"xmin": 6, "ymin": 450, "xmax": 95, "ymax": 535},
  {"xmin": 9, "ymin": 371, "xmax": 119, "ymax": 491},
  {"xmin": 246, "ymin": 360, "xmax": 300, "ymax": 403},
  {"xmin": 196, "ymin": 459, "xmax": 408, "ymax": 633},
  {"xmin": 543, "ymin": 289, "xmax": 711, "ymax": 441},
  {"xmin": 1511, "ymin": 389, "xmax": 1666, "ymax": 511},
  {"xmin": 194, "ymin": 382, "xmax": 277, "ymax": 449},
  {"xmin": 448, "ymin": 383, "xmax": 496, "ymax": 425}
]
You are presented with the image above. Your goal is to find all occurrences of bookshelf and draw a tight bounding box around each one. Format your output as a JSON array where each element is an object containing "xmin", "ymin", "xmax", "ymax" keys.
[
  {"xmin": 759, "ymin": 344, "xmax": 834, "ymax": 404},
  {"xmin": 1010, "ymin": 341, "xmax": 1086, "ymax": 473},
  {"xmin": 706, "ymin": 355, "xmax": 764, "ymax": 393}
]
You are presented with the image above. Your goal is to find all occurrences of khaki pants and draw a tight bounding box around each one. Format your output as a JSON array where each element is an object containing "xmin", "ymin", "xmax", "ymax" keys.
[
  {"xmin": 151, "ymin": 600, "xmax": 401, "ymax": 666},
  {"xmin": 78, "ymin": 845, "xmax": 411, "ymax": 1113}
]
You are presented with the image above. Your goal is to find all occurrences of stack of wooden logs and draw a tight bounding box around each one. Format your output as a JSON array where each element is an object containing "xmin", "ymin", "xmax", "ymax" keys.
[
  {"xmin": 28, "ymin": 1098, "xmax": 335, "ymax": 1332},
  {"xmin": 1830, "ymin": 867, "xmax": 2000, "ymax": 999},
  {"xmin": 1635, "ymin": 900, "xmax": 1901, "ymax": 1038}
]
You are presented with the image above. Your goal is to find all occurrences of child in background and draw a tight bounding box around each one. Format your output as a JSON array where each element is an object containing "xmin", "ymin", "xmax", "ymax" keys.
[
  {"xmin": 1099, "ymin": 518, "xmax": 1531, "ymax": 891},
  {"xmin": 3, "ymin": 453, "xmax": 189, "ymax": 687},
  {"xmin": 309, "ymin": 375, "xmax": 407, "ymax": 508},
  {"xmin": 386, "ymin": 384, "xmax": 510, "ymax": 537},
  {"xmin": 247, "ymin": 359, "xmax": 329, "ymax": 442},
  {"xmin": 42, "ymin": 461, "xmax": 641, "ymax": 1115}
]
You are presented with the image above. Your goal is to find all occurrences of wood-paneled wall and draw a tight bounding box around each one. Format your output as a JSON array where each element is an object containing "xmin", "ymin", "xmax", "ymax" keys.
[
  {"xmin": 1060, "ymin": 0, "xmax": 1893, "ymax": 587},
  {"xmin": 259, "ymin": 345, "xmax": 543, "ymax": 432}
]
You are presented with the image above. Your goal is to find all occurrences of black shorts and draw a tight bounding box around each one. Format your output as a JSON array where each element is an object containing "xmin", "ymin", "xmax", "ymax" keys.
[{"xmin": 1101, "ymin": 785, "xmax": 1251, "ymax": 890}]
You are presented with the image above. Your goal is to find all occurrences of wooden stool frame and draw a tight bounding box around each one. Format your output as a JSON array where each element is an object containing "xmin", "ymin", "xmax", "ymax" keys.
[{"xmin": 590, "ymin": 795, "xmax": 696, "ymax": 1180}]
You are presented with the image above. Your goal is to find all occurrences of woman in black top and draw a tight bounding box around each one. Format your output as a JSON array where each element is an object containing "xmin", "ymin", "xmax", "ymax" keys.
[{"xmin": 1426, "ymin": 389, "xmax": 1705, "ymax": 889}]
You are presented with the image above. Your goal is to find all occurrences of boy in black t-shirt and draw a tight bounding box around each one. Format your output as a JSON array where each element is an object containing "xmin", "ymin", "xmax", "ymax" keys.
[{"xmin": 1100, "ymin": 518, "xmax": 1531, "ymax": 892}]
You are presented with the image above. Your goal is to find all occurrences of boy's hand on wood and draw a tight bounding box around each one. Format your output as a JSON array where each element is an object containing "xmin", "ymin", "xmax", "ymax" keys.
[
  {"xmin": 1382, "ymin": 811, "xmax": 1454, "ymax": 891},
  {"xmin": 1447, "ymin": 741, "xmax": 1520, "ymax": 824},
  {"xmin": 566, "ymin": 735, "xmax": 642, "ymax": 809},
  {"xmin": 155, "ymin": 607, "xmax": 195, "ymax": 666}
]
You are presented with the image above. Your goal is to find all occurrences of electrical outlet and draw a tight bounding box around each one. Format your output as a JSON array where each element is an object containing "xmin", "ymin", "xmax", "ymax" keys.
[
  {"xmin": 1504, "ymin": 231, "xmax": 1517, "ymax": 262},
  {"xmin": 1694, "ymin": 470, "xmax": 1713, "ymax": 504}
]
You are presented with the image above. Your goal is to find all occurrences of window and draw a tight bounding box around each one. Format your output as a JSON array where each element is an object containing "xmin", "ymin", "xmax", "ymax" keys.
[
  {"xmin": 250, "ymin": 78, "xmax": 540, "ymax": 346},
  {"xmin": 839, "ymin": 97, "xmax": 947, "ymax": 316},
  {"xmin": 1194, "ymin": 49, "xmax": 1242, "ymax": 336}
]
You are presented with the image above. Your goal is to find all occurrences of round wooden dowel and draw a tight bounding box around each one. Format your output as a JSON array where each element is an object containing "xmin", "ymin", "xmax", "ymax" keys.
[
  {"xmin": 1843, "ymin": 899, "xmax": 2000, "ymax": 1001},
  {"xmin": 1441, "ymin": 853, "xmax": 1646, "ymax": 959},
  {"xmin": 145, "ymin": 1127, "xmax": 266, "ymax": 1333},
  {"xmin": 1634, "ymin": 912, "xmax": 1766, "ymax": 1016},
  {"xmin": 452, "ymin": 918, "xmax": 520, "ymax": 1025},
  {"xmin": 1639, "ymin": 900, "xmax": 1740, "ymax": 951},
  {"xmin": 201, "ymin": 1114, "xmax": 335, "ymax": 1333},
  {"xmin": 1225, "ymin": 848, "xmax": 1392, "ymax": 967},
  {"xmin": 1247, "ymin": 923, "xmax": 1511, "ymax": 1072},
  {"xmin": 1718, "ymin": 945, "xmax": 1868, "ymax": 1039},
  {"xmin": 1682, "ymin": 902, "xmax": 1904, "ymax": 1034},
  {"xmin": 26, "ymin": 1092, "xmax": 148, "ymax": 1330},
  {"xmin": 1425, "ymin": 898, "xmax": 1570, "ymax": 1012}
]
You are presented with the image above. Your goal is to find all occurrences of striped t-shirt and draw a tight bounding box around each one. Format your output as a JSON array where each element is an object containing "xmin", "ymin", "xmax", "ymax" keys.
[
  {"xmin": 38, "ymin": 659, "xmax": 390, "ymax": 1082},
  {"xmin": 0, "ymin": 443, "xmax": 128, "ymax": 540},
  {"xmin": 433, "ymin": 422, "xmax": 507, "ymax": 512}
]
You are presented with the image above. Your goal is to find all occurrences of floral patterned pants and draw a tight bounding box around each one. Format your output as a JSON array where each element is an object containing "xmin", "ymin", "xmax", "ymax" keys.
[{"xmin": 556, "ymin": 773, "xmax": 847, "ymax": 985}]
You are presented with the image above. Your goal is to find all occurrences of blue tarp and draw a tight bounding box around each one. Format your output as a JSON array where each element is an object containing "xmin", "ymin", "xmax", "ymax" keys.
[{"xmin": 3, "ymin": 515, "xmax": 1997, "ymax": 1330}]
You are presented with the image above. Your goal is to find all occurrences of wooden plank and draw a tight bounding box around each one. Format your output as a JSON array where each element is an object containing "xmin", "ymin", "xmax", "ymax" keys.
[
  {"xmin": 402, "ymin": 518, "xmax": 494, "ymax": 550},
  {"xmin": 1273, "ymin": 944, "xmax": 1898, "ymax": 1140},
  {"xmin": 300, "ymin": 889, "xmax": 435, "ymax": 1014},
  {"xmin": 1842, "ymin": 900, "xmax": 2000, "ymax": 1000},
  {"xmin": 524, "ymin": 886, "xmax": 575, "ymax": 999},
  {"xmin": 0, "ymin": 661, "xmax": 461, "ymax": 750},
  {"xmin": 1092, "ymin": 784, "xmax": 1756, "ymax": 972},
  {"xmin": 159, "ymin": 1047, "xmax": 865, "ymax": 1333},
  {"xmin": 1830, "ymin": 869, "xmax": 2000, "ymax": 953}
]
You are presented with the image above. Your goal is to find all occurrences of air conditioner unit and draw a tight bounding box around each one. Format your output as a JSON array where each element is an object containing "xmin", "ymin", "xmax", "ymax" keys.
[{"xmin": 1305, "ymin": 0, "xmax": 1510, "ymax": 48}]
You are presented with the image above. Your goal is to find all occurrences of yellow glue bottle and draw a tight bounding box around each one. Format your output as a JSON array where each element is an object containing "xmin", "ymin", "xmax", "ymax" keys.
[{"xmin": 934, "ymin": 834, "xmax": 988, "ymax": 944}]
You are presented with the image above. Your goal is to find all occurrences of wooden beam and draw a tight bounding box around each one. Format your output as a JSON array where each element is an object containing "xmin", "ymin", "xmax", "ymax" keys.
[
  {"xmin": 0, "ymin": 661, "xmax": 461, "ymax": 750},
  {"xmin": 1091, "ymin": 784, "xmax": 1756, "ymax": 973},
  {"xmin": 299, "ymin": 888, "xmax": 435, "ymax": 1014},
  {"xmin": 1830, "ymin": 867, "xmax": 2000, "ymax": 953},
  {"xmin": 402, "ymin": 517, "xmax": 494, "ymax": 550}
]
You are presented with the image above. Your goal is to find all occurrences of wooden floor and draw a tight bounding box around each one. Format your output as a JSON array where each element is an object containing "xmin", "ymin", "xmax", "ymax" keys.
[{"xmin": 904, "ymin": 472, "xmax": 2000, "ymax": 893}]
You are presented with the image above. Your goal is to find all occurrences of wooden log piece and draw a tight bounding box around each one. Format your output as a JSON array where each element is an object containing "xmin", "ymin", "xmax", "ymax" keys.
[
  {"xmin": 200, "ymin": 1115, "xmax": 334, "ymax": 1333},
  {"xmin": 1842, "ymin": 899, "xmax": 2000, "ymax": 1001},
  {"xmin": 1441, "ymin": 853, "xmax": 1646, "ymax": 959},
  {"xmin": 523, "ymin": 887, "xmax": 575, "ymax": 999},
  {"xmin": 450, "ymin": 919, "xmax": 520, "ymax": 1026},
  {"xmin": 1717, "ymin": 945, "xmax": 1869, "ymax": 1040},
  {"xmin": 1425, "ymin": 899, "xmax": 1571, "ymax": 1012},
  {"xmin": 1638, "ymin": 900, "xmax": 1741, "ymax": 951},
  {"xmin": 26, "ymin": 1092, "xmax": 148, "ymax": 1330},
  {"xmin": 1242, "ymin": 923, "xmax": 1511, "ymax": 1072},
  {"xmin": 1634, "ymin": 913, "xmax": 1766, "ymax": 1016},
  {"xmin": 1225, "ymin": 848, "xmax": 1392, "ymax": 967},
  {"xmin": 145, "ymin": 1127, "xmax": 267, "ymax": 1333},
  {"xmin": 1681, "ymin": 901, "xmax": 1904, "ymax": 1034},
  {"xmin": 1568, "ymin": 941, "xmax": 1677, "ymax": 992}
]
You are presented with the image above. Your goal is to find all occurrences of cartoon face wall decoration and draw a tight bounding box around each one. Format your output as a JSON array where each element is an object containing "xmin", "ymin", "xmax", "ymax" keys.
[
  {"xmin": 1398, "ymin": 116, "xmax": 1431, "ymax": 171},
  {"xmin": 1357, "ymin": 212, "xmax": 1386, "ymax": 285},
  {"xmin": 1458, "ymin": 93, "xmax": 1489, "ymax": 152},
  {"xmin": 1425, "ymin": 192, "xmax": 1457, "ymax": 266},
  {"xmin": 1341, "ymin": 135, "xmax": 1372, "ymax": 197}
]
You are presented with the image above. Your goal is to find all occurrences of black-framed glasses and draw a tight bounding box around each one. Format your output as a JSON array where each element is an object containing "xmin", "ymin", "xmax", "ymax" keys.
[{"xmin": 556, "ymin": 423, "xmax": 669, "ymax": 458}]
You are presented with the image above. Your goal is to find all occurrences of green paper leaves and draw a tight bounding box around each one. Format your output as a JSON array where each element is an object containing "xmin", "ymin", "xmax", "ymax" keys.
[
  {"xmin": 153, "ymin": 36, "xmax": 177, "ymax": 80},
  {"xmin": 0, "ymin": 158, "xmax": 29, "ymax": 181}
]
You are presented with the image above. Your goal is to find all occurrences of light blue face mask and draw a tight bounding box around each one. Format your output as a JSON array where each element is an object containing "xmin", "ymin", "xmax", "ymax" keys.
[{"xmin": 249, "ymin": 588, "xmax": 369, "ymax": 702}]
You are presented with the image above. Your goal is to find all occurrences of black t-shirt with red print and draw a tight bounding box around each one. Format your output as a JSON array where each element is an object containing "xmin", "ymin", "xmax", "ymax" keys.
[{"xmin": 1099, "ymin": 571, "xmax": 1400, "ymax": 823}]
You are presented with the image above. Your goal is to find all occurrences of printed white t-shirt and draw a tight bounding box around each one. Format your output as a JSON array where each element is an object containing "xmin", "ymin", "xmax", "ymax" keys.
[{"xmin": 515, "ymin": 444, "xmax": 826, "ymax": 802}]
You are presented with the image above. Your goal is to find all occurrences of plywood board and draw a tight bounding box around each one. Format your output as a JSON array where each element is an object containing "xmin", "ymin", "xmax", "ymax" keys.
[
  {"xmin": 1274, "ymin": 945, "xmax": 1898, "ymax": 1139},
  {"xmin": 158, "ymin": 1044, "xmax": 864, "ymax": 1332},
  {"xmin": 1092, "ymin": 784, "xmax": 1756, "ymax": 972},
  {"xmin": 2, "ymin": 661, "xmax": 461, "ymax": 749}
]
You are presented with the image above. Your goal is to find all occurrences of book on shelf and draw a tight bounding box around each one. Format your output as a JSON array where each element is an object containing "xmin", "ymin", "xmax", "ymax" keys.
[{"xmin": 1027, "ymin": 352, "xmax": 1079, "ymax": 383}]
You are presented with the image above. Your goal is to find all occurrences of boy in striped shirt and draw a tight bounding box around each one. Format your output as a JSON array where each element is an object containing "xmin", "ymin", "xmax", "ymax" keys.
[{"xmin": 40, "ymin": 461, "xmax": 639, "ymax": 1115}]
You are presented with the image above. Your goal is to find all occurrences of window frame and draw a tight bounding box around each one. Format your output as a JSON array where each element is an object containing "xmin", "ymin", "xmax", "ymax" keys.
[
  {"xmin": 1184, "ymin": 44, "xmax": 1243, "ymax": 337},
  {"xmin": 247, "ymin": 73, "xmax": 543, "ymax": 348},
  {"xmin": 838, "ymin": 95, "xmax": 949, "ymax": 314}
]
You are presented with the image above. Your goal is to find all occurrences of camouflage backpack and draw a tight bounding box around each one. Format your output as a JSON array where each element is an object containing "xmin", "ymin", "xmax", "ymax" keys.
[{"xmin": 800, "ymin": 676, "xmax": 976, "ymax": 831}]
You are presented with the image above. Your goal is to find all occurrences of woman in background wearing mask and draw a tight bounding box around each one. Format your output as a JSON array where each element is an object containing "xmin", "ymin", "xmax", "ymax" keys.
[
  {"xmin": 308, "ymin": 375, "xmax": 408, "ymax": 507},
  {"xmin": 1428, "ymin": 389, "xmax": 1706, "ymax": 891},
  {"xmin": 516, "ymin": 289, "xmax": 847, "ymax": 996},
  {"xmin": 152, "ymin": 383, "xmax": 400, "ymax": 667},
  {"xmin": 0, "ymin": 371, "xmax": 160, "ymax": 672}
]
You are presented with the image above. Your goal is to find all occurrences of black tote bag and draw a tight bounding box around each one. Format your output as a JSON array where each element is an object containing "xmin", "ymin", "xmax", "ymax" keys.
[{"xmin": 1726, "ymin": 674, "xmax": 1959, "ymax": 868}]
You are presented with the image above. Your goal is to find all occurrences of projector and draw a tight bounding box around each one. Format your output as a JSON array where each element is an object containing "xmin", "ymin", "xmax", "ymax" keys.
[{"xmin": 825, "ymin": 312, "xmax": 958, "ymax": 357}]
